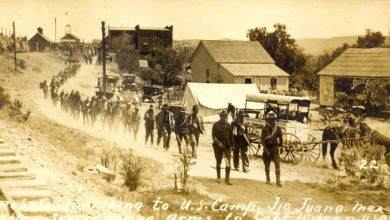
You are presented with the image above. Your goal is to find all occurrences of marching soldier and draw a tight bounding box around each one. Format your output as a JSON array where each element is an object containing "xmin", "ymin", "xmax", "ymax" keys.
[
  {"xmin": 122, "ymin": 103, "xmax": 132, "ymax": 134},
  {"xmin": 155, "ymin": 103, "xmax": 175, "ymax": 150},
  {"xmin": 81, "ymin": 97, "xmax": 90, "ymax": 125},
  {"xmin": 231, "ymin": 111, "xmax": 250, "ymax": 172},
  {"xmin": 42, "ymin": 80, "xmax": 49, "ymax": 99},
  {"xmin": 144, "ymin": 105, "xmax": 155, "ymax": 145},
  {"xmin": 175, "ymin": 107, "xmax": 189, "ymax": 154},
  {"xmin": 186, "ymin": 105, "xmax": 204, "ymax": 157},
  {"xmin": 130, "ymin": 106, "xmax": 141, "ymax": 141},
  {"xmin": 261, "ymin": 111, "xmax": 284, "ymax": 187},
  {"xmin": 212, "ymin": 110, "xmax": 233, "ymax": 185}
]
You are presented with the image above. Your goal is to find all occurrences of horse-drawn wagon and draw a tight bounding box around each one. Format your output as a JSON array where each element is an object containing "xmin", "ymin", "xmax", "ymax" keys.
[{"xmin": 240, "ymin": 93, "xmax": 324, "ymax": 164}]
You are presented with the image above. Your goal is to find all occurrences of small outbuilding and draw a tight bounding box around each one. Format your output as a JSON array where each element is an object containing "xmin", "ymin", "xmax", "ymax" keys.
[{"xmin": 28, "ymin": 27, "xmax": 51, "ymax": 52}]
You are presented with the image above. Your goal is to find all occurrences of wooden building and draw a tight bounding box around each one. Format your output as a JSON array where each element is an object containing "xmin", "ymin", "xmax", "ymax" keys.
[
  {"xmin": 190, "ymin": 40, "xmax": 289, "ymax": 92},
  {"xmin": 28, "ymin": 27, "xmax": 51, "ymax": 52},
  {"xmin": 318, "ymin": 48, "xmax": 390, "ymax": 107},
  {"xmin": 108, "ymin": 25, "xmax": 173, "ymax": 54},
  {"xmin": 60, "ymin": 25, "xmax": 81, "ymax": 47}
]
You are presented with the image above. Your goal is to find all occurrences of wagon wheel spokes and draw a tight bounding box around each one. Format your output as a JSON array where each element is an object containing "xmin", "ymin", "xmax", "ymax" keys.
[
  {"xmin": 302, "ymin": 143, "xmax": 321, "ymax": 163},
  {"xmin": 281, "ymin": 133, "xmax": 302, "ymax": 165},
  {"xmin": 245, "ymin": 125, "xmax": 261, "ymax": 157}
]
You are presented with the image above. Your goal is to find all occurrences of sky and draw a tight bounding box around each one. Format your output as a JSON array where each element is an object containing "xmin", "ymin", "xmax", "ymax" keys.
[{"xmin": 0, "ymin": 0, "xmax": 389, "ymax": 42}]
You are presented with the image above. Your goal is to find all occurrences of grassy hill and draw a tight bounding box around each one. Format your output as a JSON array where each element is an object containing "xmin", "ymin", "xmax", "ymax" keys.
[{"xmin": 296, "ymin": 35, "xmax": 390, "ymax": 56}]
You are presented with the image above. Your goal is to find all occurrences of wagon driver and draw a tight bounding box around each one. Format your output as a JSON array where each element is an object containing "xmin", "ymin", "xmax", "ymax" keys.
[{"xmin": 261, "ymin": 111, "xmax": 284, "ymax": 187}]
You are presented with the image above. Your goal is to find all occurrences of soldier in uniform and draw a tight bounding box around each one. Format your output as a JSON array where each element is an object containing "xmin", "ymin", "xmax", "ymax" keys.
[
  {"xmin": 130, "ymin": 106, "xmax": 141, "ymax": 141},
  {"xmin": 144, "ymin": 105, "xmax": 155, "ymax": 145},
  {"xmin": 155, "ymin": 103, "xmax": 175, "ymax": 150},
  {"xmin": 42, "ymin": 80, "xmax": 49, "ymax": 99},
  {"xmin": 231, "ymin": 111, "xmax": 250, "ymax": 172},
  {"xmin": 212, "ymin": 110, "xmax": 233, "ymax": 185},
  {"xmin": 186, "ymin": 105, "xmax": 204, "ymax": 157},
  {"xmin": 81, "ymin": 97, "xmax": 90, "ymax": 125},
  {"xmin": 174, "ymin": 107, "xmax": 189, "ymax": 154},
  {"xmin": 122, "ymin": 103, "xmax": 132, "ymax": 134},
  {"xmin": 261, "ymin": 111, "xmax": 284, "ymax": 187}
]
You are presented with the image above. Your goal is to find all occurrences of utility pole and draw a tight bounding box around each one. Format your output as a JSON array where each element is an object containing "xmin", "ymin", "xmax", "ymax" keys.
[
  {"xmin": 101, "ymin": 21, "xmax": 106, "ymax": 93},
  {"xmin": 13, "ymin": 22, "xmax": 17, "ymax": 71},
  {"xmin": 55, "ymin": 18, "xmax": 57, "ymax": 43}
]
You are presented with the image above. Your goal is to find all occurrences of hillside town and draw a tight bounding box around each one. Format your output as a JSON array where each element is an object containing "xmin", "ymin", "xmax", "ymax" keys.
[{"xmin": 0, "ymin": 1, "xmax": 389, "ymax": 219}]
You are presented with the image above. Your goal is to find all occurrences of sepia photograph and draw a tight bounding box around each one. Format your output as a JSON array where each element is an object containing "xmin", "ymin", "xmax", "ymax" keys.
[{"xmin": 0, "ymin": 0, "xmax": 389, "ymax": 219}]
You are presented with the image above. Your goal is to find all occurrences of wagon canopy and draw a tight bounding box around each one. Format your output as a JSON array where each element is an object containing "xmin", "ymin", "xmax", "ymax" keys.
[
  {"xmin": 246, "ymin": 93, "xmax": 311, "ymax": 105},
  {"xmin": 182, "ymin": 83, "xmax": 261, "ymax": 116}
]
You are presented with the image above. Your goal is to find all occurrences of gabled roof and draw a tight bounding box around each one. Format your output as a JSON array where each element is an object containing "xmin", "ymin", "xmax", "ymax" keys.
[
  {"xmin": 317, "ymin": 48, "xmax": 390, "ymax": 77},
  {"xmin": 28, "ymin": 32, "xmax": 51, "ymax": 43},
  {"xmin": 60, "ymin": 33, "xmax": 80, "ymax": 41},
  {"xmin": 191, "ymin": 40, "xmax": 275, "ymax": 64},
  {"xmin": 220, "ymin": 63, "xmax": 289, "ymax": 77}
]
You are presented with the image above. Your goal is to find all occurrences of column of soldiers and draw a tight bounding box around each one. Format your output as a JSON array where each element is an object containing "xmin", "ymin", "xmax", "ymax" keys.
[
  {"xmin": 143, "ymin": 104, "xmax": 204, "ymax": 158},
  {"xmin": 40, "ymin": 63, "xmax": 81, "ymax": 105}
]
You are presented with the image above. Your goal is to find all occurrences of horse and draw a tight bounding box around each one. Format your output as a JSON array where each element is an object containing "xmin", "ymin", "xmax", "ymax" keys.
[
  {"xmin": 322, "ymin": 120, "xmax": 362, "ymax": 169},
  {"xmin": 359, "ymin": 122, "xmax": 390, "ymax": 168}
]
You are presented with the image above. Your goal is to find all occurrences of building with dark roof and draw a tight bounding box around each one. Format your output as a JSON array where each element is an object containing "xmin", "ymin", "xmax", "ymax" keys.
[
  {"xmin": 317, "ymin": 48, "xmax": 390, "ymax": 106},
  {"xmin": 28, "ymin": 27, "xmax": 51, "ymax": 52},
  {"xmin": 107, "ymin": 25, "xmax": 173, "ymax": 54},
  {"xmin": 190, "ymin": 40, "xmax": 289, "ymax": 91},
  {"xmin": 60, "ymin": 25, "xmax": 80, "ymax": 47}
]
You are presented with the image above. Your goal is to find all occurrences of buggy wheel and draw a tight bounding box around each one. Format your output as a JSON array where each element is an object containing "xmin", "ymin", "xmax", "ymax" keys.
[
  {"xmin": 246, "ymin": 125, "xmax": 261, "ymax": 156},
  {"xmin": 281, "ymin": 133, "xmax": 303, "ymax": 164},
  {"xmin": 301, "ymin": 135, "xmax": 321, "ymax": 163}
]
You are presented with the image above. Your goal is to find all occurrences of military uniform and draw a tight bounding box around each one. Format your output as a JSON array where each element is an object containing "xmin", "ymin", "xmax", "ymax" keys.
[
  {"xmin": 130, "ymin": 108, "xmax": 141, "ymax": 141},
  {"xmin": 261, "ymin": 112, "xmax": 283, "ymax": 187},
  {"xmin": 231, "ymin": 112, "xmax": 249, "ymax": 172},
  {"xmin": 186, "ymin": 105, "xmax": 204, "ymax": 157},
  {"xmin": 212, "ymin": 110, "xmax": 233, "ymax": 185},
  {"xmin": 155, "ymin": 104, "xmax": 175, "ymax": 150},
  {"xmin": 175, "ymin": 109, "xmax": 189, "ymax": 154},
  {"xmin": 144, "ymin": 105, "xmax": 155, "ymax": 145}
]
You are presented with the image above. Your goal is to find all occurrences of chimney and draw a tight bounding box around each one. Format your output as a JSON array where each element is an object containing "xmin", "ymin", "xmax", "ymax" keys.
[{"xmin": 37, "ymin": 27, "xmax": 43, "ymax": 34}]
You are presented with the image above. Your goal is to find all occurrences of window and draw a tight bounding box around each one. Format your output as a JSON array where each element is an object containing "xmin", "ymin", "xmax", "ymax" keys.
[
  {"xmin": 271, "ymin": 77, "xmax": 277, "ymax": 89},
  {"xmin": 244, "ymin": 78, "xmax": 252, "ymax": 84},
  {"xmin": 206, "ymin": 69, "xmax": 210, "ymax": 83}
]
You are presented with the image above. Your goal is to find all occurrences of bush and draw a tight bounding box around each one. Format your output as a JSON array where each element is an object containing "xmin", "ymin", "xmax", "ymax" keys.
[
  {"xmin": 100, "ymin": 147, "xmax": 120, "ymax": 175},
  {"xmin": 17, "ymin": 59, "xmax": 27, "ymax": 70},
  {"xmin": 338, "ymin": 144, "xmax": 385, "ymax": 187},
  {"xmin": 120, "ymin": 150, "xmax": 144, "ymax": 191},
  {"xmin": 0, "ymin": 86, "xmax": 10, "ymax": 109},
  {"xmin": 172, "ymin": 148, "xmax": 196, "ymax": 193},
  {"xmin": 8, "ymin": 99, "xmax": 30, "ymax": 122}
]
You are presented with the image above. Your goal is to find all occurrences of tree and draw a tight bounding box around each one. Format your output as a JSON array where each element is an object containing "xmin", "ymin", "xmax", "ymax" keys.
[
  {"xmin": 247, "ymin": 23, "xmax": 307, "ymax": 75},
  {"xmin": 147, "ymin": 47, "xmax": 188, "ymax": 87},
  {"xmin": 357, "ymin": 29, "xmax": 385, "ymax": 48},
  {"xmin": 115, "ymin": 46, "xmax": 139, "ymax": 73},
  {"xmin": 363, "ymin": 80, "xmax": 390, "ymax": 115}
]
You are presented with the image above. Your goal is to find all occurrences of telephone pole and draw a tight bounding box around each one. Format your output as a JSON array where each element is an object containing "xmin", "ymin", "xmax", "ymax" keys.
[
  {"xmin": 55, "ymin": 18, "xmax": 57, "ymax": 43},
  {"xmin": 13, "ymin": 22, "xmax": 17, "ymax": 71},
  {"xmin": 101, "ymin": 21, "xmax": 106, "ymax": 93}
]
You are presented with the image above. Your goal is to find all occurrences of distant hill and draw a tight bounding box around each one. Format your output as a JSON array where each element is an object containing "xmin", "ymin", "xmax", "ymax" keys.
[{"xmin": 296, "ymin": 35, "xmax": 390, "ymax": 56}]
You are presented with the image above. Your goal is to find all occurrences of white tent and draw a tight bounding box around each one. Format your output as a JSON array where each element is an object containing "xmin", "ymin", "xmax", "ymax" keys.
[{"xmin": 181, "ymin": 82, "xmax": 262, "ymax": 117}]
